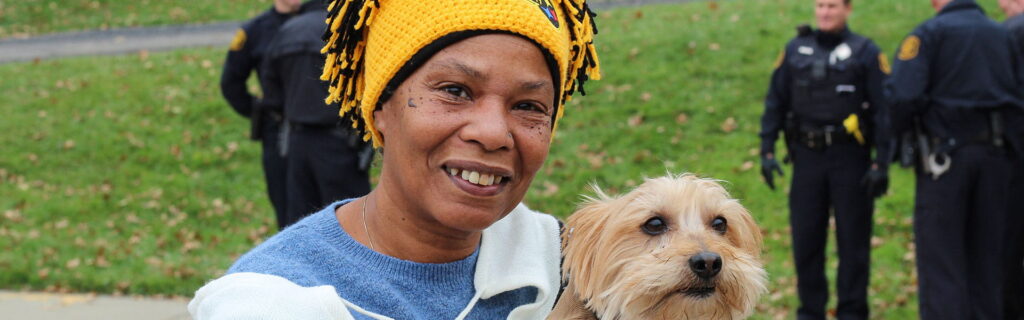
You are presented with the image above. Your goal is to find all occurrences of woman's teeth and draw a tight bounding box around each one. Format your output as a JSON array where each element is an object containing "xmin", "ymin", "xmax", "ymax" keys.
[{"xmin": 448, "ymin": 167, "xmax": 503, "ymax": 186}]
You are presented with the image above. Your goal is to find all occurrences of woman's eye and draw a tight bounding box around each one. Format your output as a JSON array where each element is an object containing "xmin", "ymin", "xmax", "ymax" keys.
[
  {"xmin": 442, "ymin": 85, "xmax": 470, "ymax": 99},
  {"xmin": 711, "ymin": 216, "xmax": 727, "ymax": 235},
  {"xmin": 641, "ymin": 217, "xmax": 668, "ymax": 235},
  {"xmin": 513, "ymin": 102, "xmax": 547, "ymax": 114}
]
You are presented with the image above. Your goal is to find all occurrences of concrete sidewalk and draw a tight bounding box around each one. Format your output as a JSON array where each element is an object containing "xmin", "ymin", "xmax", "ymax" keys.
[
  {"xmin": 0, "ymin": 291, "xmax": 190, "ymax": 320},
  {"xmin": 0, "ymin": 21, "xmax": 240, "ymax": 64}
]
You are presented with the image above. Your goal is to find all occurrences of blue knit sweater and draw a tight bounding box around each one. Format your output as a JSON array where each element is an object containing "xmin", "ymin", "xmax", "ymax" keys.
[{"xmin": 228, "ymin": 200, "xmax": 538, "ymax": 319}]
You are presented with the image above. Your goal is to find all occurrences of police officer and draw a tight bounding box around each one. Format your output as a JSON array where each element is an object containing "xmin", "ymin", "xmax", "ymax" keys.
[
  {"xmin": 1000, "ymin": 2, "xmax": 1024, "ymax": 319},
  {"xmin": 886, "ymin": 0, "xmax": 1024, "ymax": 318},
  {"xmin": 220, "ymin": 0, "xmax": 321, "ymax": 229},
  {"xmin": 260, "ymin": 9, "xmax": 372, "ymax": 227},
  {"xmin": 760, "ymin": 0, "xmax": 892, "ymax": 318}
]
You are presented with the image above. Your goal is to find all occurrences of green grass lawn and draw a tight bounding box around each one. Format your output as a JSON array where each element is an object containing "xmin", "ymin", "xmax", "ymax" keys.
[
  {"xmin": 0, "ymin": 0, "xmax": 1007, "ymax": 318},
  {"xmin": 0, "ymin": 0, "xmax": 272, "ymax": 38}
]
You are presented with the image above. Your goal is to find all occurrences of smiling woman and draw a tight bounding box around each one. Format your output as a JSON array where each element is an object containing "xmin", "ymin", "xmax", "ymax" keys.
[{"xmin": 188, "ymin": 0, "xmax": 600, "ymax": 319}]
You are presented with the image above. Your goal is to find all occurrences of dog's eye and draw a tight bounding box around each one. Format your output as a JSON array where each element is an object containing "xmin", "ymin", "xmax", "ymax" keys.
[
  {"xmin": 641, "ymin": 217, "xmax": 668, "ymax": 235},
  {"xmin": 711, "ymin": 216, "xmax": 727, "ymax": 235}
]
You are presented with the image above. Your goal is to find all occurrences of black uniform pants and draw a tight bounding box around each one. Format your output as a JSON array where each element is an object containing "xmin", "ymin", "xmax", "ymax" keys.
[
  {"xmin": 915, "ymin": 145, "xmax": 1012, "ymax": 320},
  {"xmin": 259, "ymin": 118, "xmax": 289, "ymax": 229},
  {"xmin": 789, "ymin": 143, "xmax": 872, "ymax": 320},
  {"xmin": 282, "ymin": 126, "xmax": 371, "ymax": 229},
  {"xmin": 1004, "ymin": 157, "xmax": 1024, "ymax": 320}
]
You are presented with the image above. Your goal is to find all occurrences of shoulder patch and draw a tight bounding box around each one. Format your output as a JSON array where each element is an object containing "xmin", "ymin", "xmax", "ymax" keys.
[
  {"xmin": 878, "ymin": 53, "xmax": 891, "ymax": 74},
  {"xmin": 773, "ymin": 50, "xmax": 785, "ymax": 69},
  {"xmin": 897, "ymin": 35, "xmax": 920, "ymax": 61},
  {"xmin": 229, "ymin": 29, "xmax": 247, "ymax": 51}
]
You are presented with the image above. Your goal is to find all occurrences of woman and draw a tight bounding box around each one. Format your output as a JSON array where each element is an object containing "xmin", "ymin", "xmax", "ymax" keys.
[{"xmin": 189, "ymin": 0, "xmax": 600, "ymax": 319}]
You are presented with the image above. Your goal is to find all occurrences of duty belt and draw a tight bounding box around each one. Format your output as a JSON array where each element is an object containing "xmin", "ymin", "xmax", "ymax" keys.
[{"xmin": 798, "ymin": 125, "xmax": 857, "ymax": 150}]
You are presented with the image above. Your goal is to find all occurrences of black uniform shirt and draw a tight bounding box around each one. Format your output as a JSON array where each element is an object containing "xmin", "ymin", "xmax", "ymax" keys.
[
  {"xmin": 1006, "ymin": 14, "xmax": 1024, "ymax": 54},
  {"xmin": 219, "ymin": 1, "xmax": 323, "ymax": 118},
  {"xmin": 885, "ymin": 0, "xmax": 1024, "ymax": 137},
  {"xmin": 761, "ymin": 27, "xmax": 891, "ymax": 162},
  {"xmin": 261, "ymin": 9, "xmax": 342, "ymax": 126}
]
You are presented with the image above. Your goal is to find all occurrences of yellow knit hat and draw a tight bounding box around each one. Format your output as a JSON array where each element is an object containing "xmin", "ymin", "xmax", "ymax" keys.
[{"xmin": 320, "ymin": 0, "xmax": 601, "ymax": 148}]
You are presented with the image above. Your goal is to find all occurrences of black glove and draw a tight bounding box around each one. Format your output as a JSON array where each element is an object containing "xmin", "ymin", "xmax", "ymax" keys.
[
  {"xmin": 862, "ymin": 166, "xmax": 889, "ymax": 199},
  {"xmin": 761, "ymin": 155, "xmax": 785, "ymax": 190}
]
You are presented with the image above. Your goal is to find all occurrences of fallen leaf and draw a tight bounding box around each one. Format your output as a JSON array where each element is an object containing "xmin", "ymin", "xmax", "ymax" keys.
[
  {"xmin": 63, "ymin": 140, "xmax": 75, "ymax": 150},
  {"xmin": 640, "ymin": 92, "xmax": 652, "ymax": 102},
  {"xmin": 585, "ymin": 152, "xmax": 606, "ymax": 169},
  {"xmin": 633, "ymin": 150, "xmax": 653, "ymax": 163},
  {"xmin": 4, "ymin": 210, "xmax": 23, "ymax": 222},
  {"xmin": 66, "ymin": 258, "xmax": 81, "ymax": 269},
  {"xmin": 721, "ymin": 117, "xmax": 737, "ymax": 132},
  {"xmin": 676, "ymin": 113, "xmax": 689, "ymax": 124},
  {"xmin": 740, "ymin": 161, "xmax": 754, "ymax": 171},
  {"xmin": 552, "ymin": 159, "xmax": 565, "ymax": 168},
  {"xmin": 541, "ymin": 181, "xmax": 559, "ymax": 197},
  {"xmin": 708, "ymin": 2, "xmax": 719, "ymax": 10},
  {"xmin": 709, "ymin": 43, "xmax": 721, "ymax": 51},
  {"xmin": 627, "ymin": 114, "xmax": 644, "ymax": 127}
]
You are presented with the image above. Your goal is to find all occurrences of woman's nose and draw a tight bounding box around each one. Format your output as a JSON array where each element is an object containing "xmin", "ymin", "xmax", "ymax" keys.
[{"xmin": 459, "ymin": 98, "xmax": 513, "ymax": 152}]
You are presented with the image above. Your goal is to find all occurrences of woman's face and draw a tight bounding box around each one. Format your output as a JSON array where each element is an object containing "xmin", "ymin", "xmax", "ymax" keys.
[{"xmin": 374, "ymin": 34, "xmax": 555, "ymax": 234}]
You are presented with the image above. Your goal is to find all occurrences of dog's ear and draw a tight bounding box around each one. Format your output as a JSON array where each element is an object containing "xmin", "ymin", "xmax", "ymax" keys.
[
  {"xmin": 563, "ymin": 196, "xmax": 615, "ymax": 300},
  {"xmin": 729, "ymin": 204, "xmax": 763, "ymax": 256}
]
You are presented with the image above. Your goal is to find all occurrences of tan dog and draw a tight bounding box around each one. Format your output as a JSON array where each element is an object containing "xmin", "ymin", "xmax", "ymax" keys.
[{"xmin": 549, "ymin": 174, "xmax": 766, "ymax": 319}]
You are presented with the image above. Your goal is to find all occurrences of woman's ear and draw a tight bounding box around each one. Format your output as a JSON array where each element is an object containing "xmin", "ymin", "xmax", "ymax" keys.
[{"xmin": 373, "ymin": 107, "xmax": 387, "ymax": 137}]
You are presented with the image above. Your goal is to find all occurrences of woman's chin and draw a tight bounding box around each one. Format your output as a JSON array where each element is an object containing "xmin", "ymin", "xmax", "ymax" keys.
[{"xmin": 432, "ymin": 201, "xmax": 517, "ymax": 232}]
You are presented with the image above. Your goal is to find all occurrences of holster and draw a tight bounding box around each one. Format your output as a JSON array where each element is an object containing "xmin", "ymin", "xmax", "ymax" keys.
[
  {"xmin": 250, "ymin": 100, "xmax": 264, "ymax": 141},
  {"xmin": 782, "ymin": 112, "xmax": 798, "ymax": 163},
  {"xmin": 898, "ymin": 131, "xmax": 917, "ymax": 168},
  {"xmin": 249, "ymin": 99, "xmax": 283, "ymax": 141}
]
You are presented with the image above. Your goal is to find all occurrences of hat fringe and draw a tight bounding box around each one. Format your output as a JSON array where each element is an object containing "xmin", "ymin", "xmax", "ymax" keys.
[
  {"xmin": 552, "ymin": 0, "xmax": 601, "ymax": 136},
  {"xmin": 321, "ymin": 0, "xmax": 379, "ymax": 142},
  {"xmin": 558, "ymin": 0, "xmax": 601, "ymax": 102}
]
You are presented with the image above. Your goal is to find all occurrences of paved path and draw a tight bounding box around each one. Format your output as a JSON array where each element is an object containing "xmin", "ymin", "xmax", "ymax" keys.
[
  {"xmin": 0, "ymin": 291, "xmax": 190, "ymax": 320},
  {"xmin": 0, "ymin": 22, "xmax": 240, "ymax": 64},
  {"xmin": 0, "ymin": 0, "xmax": 694, "ymax": 64}
]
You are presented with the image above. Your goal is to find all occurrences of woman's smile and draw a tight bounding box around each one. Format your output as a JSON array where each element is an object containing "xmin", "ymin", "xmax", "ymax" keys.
[{"xmin": 442, "ymin": 160, "xmax": 514, "ymax": 196}]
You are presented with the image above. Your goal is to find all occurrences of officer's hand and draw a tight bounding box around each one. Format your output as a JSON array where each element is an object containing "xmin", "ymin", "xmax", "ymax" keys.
[
  {"xmin": 761, "ymin": 154, "xmax": 785, "ymax": 190},
  {"xmin": 862, "ymin": 165, "xmax": 889, "ymax": 199}
]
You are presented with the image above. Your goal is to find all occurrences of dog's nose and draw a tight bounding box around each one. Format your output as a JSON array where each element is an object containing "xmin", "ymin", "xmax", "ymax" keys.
[{"xmin": 688, "ymin": 252, "xmax": 723, "ymax": 279}]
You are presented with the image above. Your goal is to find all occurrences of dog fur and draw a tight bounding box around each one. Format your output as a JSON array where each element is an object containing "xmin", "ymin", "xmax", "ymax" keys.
[{"xmin": 549, "ymin": 174, "xmax": 766, "ymax": 320}]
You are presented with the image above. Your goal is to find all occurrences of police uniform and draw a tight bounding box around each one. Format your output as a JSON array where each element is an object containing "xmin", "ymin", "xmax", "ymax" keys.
[
  {"xmin": 220, "ymin": 1, "xmax": 321, "ymax": 228},
  {"xmin": 261, "ymin": 9, "xmax": 372, "ymax": 228},
  {"xmin": 760, "ymin": 25, "xmax": 891, "ymax": 320},
  {"xmin": 1004, "ymin": 10, "xmax": 1024, "ymax": 320},
  {"xmin": 886, "ymin": 0, "xmax": 1024, "ymax": 318}
]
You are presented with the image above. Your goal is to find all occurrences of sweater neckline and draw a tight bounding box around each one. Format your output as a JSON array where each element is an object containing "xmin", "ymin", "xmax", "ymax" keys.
[{"xmin": 312, "ymin": 200, "xmax": 481, "ymax": 288}]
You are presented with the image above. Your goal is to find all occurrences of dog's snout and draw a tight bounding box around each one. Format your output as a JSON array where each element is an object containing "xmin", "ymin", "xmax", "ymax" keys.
[{"xmin": 688, "ymin": 252, "xmax": 723, "ymax": 279}]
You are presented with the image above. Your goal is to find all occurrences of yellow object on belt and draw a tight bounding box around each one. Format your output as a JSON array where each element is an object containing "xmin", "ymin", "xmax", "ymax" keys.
[{"xmin": 843, "ymin": 114, "xmax": 865, "ymax": 145}]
